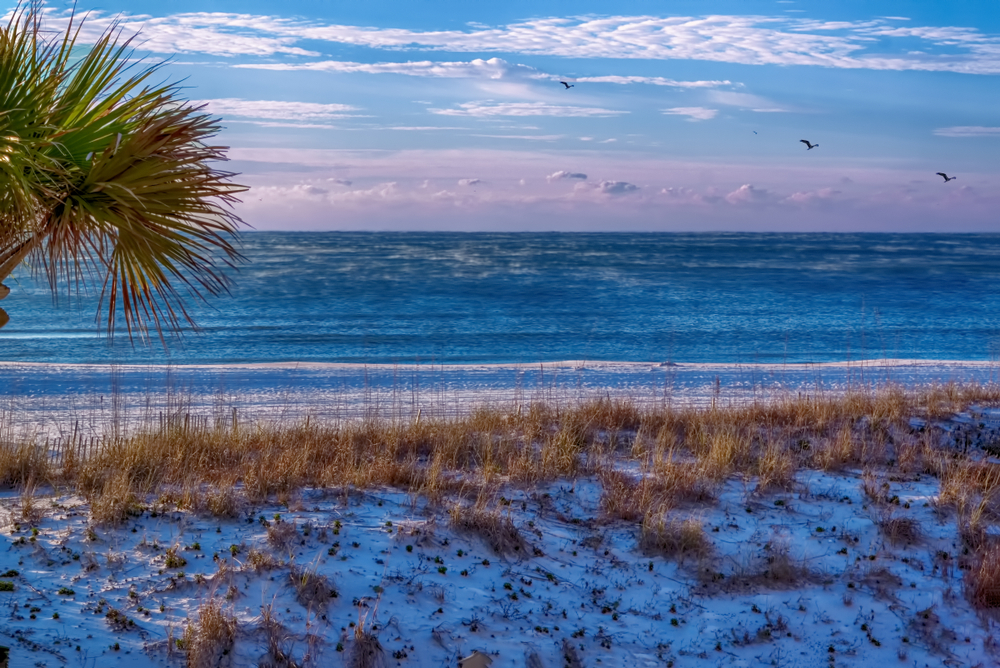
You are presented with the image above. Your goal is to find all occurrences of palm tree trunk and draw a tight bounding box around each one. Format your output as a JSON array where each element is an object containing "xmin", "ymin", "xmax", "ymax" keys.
[
  {"xmin": 0, "ymin": 234, "xmax": 41, "ymax": 329},
  {"xmin": 0, "ymin": 234, "xmax": 40, "ymax": 285}
]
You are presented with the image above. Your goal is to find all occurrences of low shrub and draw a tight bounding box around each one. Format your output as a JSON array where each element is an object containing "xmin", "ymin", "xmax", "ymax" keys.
[{"xmin": 183, "ymin": 599, "xmax": 237, "ymax": 668}]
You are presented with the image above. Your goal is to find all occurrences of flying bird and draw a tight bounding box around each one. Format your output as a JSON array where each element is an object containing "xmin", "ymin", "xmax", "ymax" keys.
[
  {"xmin": 936, "ymin": 172, "xmax": 957, "ymax": 182},
  {"xmin": 800, "ymin": 139, "xmax": 818, "ymax": 150},
  {"xmin": 559, "ymin": 81, "xmax": 574, "ymax": 89},
  {"xmin": 753, "ymin": 131, "xmax": 758, "ymax": 135}
]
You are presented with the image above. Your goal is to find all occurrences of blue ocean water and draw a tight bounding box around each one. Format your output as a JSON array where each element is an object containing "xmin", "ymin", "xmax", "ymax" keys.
[{"xmin": 2, "ymin": 232, "xmax": 1000, "ymax": 366}]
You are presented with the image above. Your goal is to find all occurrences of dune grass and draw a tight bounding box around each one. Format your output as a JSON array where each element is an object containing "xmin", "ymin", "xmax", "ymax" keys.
[
  {"xmin": 183, "ymin": 598, "xmax": 237, "ymax": 668},
  {"xmin": 0, "ymin": 382, "xmax": 997, "ymax": 519},
  {"xmin": 5, "ymin": 381, "xmax": 1000, "ymax": 612}
]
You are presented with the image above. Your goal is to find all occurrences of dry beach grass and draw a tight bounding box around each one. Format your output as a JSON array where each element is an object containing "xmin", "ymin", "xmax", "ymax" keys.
[
  {"xmin": 3, "ymin": 381, "xmax": 1000, "ymax": 664},
  {"xmin": 4, "ymin": 381, "xmax": 992, "ymax": 515}
]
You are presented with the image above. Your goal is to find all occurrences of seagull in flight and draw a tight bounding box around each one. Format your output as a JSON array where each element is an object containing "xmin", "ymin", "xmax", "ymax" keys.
[
  {"xmin": 559, "ymin": 81, "xmax": 574, "ymax": 89},
  {"xmin": 936, "ymin": 172, "xmax": 957, "ymax": 182},
  {"xmin": 800, "ymin": 139, "xmax": 818, "ymax": 150}
]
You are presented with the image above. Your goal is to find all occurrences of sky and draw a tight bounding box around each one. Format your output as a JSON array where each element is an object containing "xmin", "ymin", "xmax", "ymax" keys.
[{"xmin": 17, "ymin": 1, "xmax": 1000, "ymax": 231}]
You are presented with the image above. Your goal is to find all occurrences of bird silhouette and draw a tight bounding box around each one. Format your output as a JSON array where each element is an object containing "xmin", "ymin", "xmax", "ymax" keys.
[
  {"xmin": 800, "ymin": 139, "xmax": 818, "ymax": 150},
  {"xmin": 936, "ymin": 172, "xmax": 957, "ymax": 182},
  {"xmin": 753, "ymin": 131, "xmax": 758, "ymax": 135},
  {"xmin": 559, "ymin": 81, "xmax": 574, "ymax": 89}
]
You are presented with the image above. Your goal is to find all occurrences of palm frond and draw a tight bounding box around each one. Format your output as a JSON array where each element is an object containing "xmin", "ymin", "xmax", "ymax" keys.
[{"xmin": 0, "ymin": 3, "xmax": 247, "ymax": 342}]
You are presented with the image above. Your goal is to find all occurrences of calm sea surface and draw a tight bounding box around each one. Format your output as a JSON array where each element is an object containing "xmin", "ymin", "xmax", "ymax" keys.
[{"xmin": 3, "ymin": 232, "xmax": 1000, "ymax": 366}]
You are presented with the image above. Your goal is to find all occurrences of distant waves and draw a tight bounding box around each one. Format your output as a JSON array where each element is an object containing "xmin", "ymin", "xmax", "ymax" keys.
[{"xmin": 3, "ymin": 232, "xmax": 1000, "ymax": 365}]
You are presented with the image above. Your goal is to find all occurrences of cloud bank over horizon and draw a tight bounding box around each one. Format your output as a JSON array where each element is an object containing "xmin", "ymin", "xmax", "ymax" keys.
[{"xmin": 228, "ymin": 148, "xmax": 1000, "ymax": 232}]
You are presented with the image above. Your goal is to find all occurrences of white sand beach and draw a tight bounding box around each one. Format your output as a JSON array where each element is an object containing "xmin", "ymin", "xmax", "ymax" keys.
[
  {"xmin": 4, "ymin": 358, "xmax": 1000, "ymax": 439},
  {"xmin": 0, "ymin": 361, "xmax": 999, "ymax": 666}
]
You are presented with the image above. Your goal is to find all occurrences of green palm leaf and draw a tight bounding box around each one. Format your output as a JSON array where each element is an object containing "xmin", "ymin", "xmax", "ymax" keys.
[{"xmin": 0, "ymin": 3, "xmax": 247, "ymax": 342}]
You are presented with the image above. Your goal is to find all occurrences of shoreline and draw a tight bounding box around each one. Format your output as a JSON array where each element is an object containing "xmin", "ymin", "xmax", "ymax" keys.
[
  {"xmin": 4, "ymin": 357, "xmax": 1000, "ymax": 371},
  {"xmin": 4, "ymin": 358, "xmax": 1000, "ymax": 440}
]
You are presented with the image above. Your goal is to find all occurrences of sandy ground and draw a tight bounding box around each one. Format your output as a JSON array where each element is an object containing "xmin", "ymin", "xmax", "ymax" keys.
[
  {"xmin": 1, "ymin": 361, "xmax": 1000, "ymax": 666},
  {"xmin": 0, "ymin": 465, "xmax": 996, "ymax": 667}
]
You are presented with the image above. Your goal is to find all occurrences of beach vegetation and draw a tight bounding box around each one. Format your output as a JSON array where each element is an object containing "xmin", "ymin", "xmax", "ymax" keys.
[
  {"xmin": 182, "ymin": 598, "xmax": 237, "ymax": 668},
  {"xmin": 0, "ymin": 382, "xmax": 991, "ymax": 530},
  {"xmin": 289, "ymin": 563, "xmax": 336, "ymax": 608},
  {"xmin": 449, "ymin": 497, "xmax": 526, "ymax": 555},
  {"xmin": 639, "ymin": 513, "xmax": 711, "ymax": 562}
]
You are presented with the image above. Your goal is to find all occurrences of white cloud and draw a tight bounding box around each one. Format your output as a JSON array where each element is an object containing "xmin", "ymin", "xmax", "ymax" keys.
[
  {"xmin": 327, "ymin": 182, "xmax": 400, "ymax": 203},
  {"xmin": 265, "ymin": 14, "xmax": 1000, "ymax": 75},
  {"xmin": 431, "ymin": 102, "xmax": 628, "ymax": 117},
  {"xmin": 380, "ymin": 126, "xmax": 468, "ymax": 131},
  {"xmin": 30, "ymin": 9, "xmax": 319, "ymax": 57},
  {"xmin": 193, "ymin": 98, "xmax": 360, "ymax": 121},
  {"xmin": 458, "ymin": 178, "xmax": 482, "ymax": 186},
  {"xmin": 659, "ymin": 187, "xmax": 702, "ymax": 203},
  {"xmin": 34, "ymin": 10, "xmax": 1000, "ymax": 75},
  {"xmin": 782, "ymin": 188, "xmax": 841, "ymax": 205},
  {"xmin": 708, "ymin": 91, "xmax": 788, "ymax": 112},
  {"xmin": 230, "ymin": 121, "xmax": 342, "ymax": 130},
  {"xmin": 934, "ymin": 126, "xmax": 1000, "ymax": 137},
  {"xmin": 598, "ymin": 181, "xmax": 639, "ymax": 195},
  {"xmin": 571, "ymin": 179, "xmax": 640, "ymax": 197},
  {"xmin": 471, "ymin": 134, "xmax": 564, "ymax": 141},
  {"xmin": 234, "ymin": 56, "xmax": 547, "ymax": 80},
  {"xmin": 573, "ymin": 75, "xmax": 732, "ymax": 88},
  {"xmin": 662, "ymin": 107, "xmax": 718, "ymax": 121},
  {"xmin": 283, "ymin": 15, "xmax": 867, "ymax": 66},
  {"xmin": 234, "ymin": 56, "xmax": 736, "ymax": 93},
  {"xmin": 287, "ymin": 184, "xmax": 328, "ymax": 196},
  {"xmin": 726, "ymin": 184, "xmax": 776, "ymax": 205},
  {"xmin": 547, "ymin": 171, "xmax": 588, "ymax": 182}
]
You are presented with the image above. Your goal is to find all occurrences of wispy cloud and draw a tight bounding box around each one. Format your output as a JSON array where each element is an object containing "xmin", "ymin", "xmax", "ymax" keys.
[
  {"xmin": 571, "ymin": 75, "xmax": 731, "ymax": 88},
  {"xmin": 726, "ymin": 183, "xmax": 777, "ymax": 205},
  {"xmin": 431, "ymin": 102, "xmax": 628, "ymax": 117},
  {"xmin": 547, "ymin": 170, "xmax": 588, "ymax": 182},
  {"xmin": 30, "ymin": 9, "xmax": 318, "ymax": 57},
  {"xmin": 235, "ymin": 57, "xmax": 733, "ymax": 89},
  {"xmin": 471, "ymin": 134, "xmax": 565, "ymax": 141},
  {"xmin": 379, "ymin": 126, "xmax": 469, "ymax": 131},
  {"xmin": 662, "ymin": 107, "xmax": 718, "ymax": 121},
  {"xmin": 234, "ymin": 57, "xmax": 546, "ymax": 79},
  {"xmin": 231, "ymin": 121, "xmax": 342, "ymax": 129},
  {"xmin": 782, "ymin": 187, "xmax": 841, "ymax": 205},
  {"xmin": 193, "ymin": 98, "xmax": 361, "ymax": 120},
  {"xmin": 36, "ymin": 10, "xmax": 1000, "ymax": 75},
  {"xmin": 598, "ymin": 180, "xmax": 639, "ymax": 195},
  {"xmin": 934, "ymin": 126, "xmax": 1000, "ymax": 137},
  {"xmin": 708, "ymin": 91, "xmax": 788, "ymax": 112},
  {"xmin": 574, "ymin": 180, "xmax": 640, "ymax": 195}
]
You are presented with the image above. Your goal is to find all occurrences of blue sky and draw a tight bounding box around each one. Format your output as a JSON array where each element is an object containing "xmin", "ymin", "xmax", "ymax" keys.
[{"xmin": 22, "ymin": 0, "xmax": 1000, "ymax": 230}]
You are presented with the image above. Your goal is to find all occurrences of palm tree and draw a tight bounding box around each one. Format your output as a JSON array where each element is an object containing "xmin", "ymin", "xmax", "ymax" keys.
[{"xmin": 0, "ymin": 4, "xmax": 246, "ymax": 342}]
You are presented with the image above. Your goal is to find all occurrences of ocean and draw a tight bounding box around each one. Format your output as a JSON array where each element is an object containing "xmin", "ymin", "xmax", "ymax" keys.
[{"xmin": 2, "ymin": 232, "xmax": 1000, "ymax": 366}]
